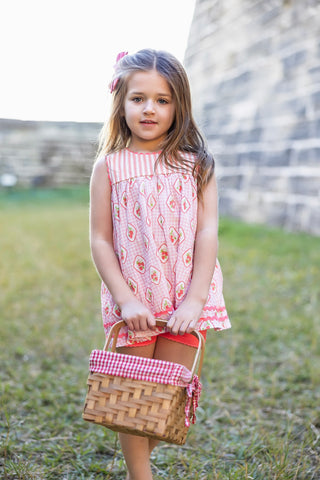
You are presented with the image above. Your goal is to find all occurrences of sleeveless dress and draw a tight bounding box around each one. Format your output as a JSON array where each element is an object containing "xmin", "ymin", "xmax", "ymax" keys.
[{"xmin": 101, "ymin": 148, "xmax": 231, "ymax": 347}]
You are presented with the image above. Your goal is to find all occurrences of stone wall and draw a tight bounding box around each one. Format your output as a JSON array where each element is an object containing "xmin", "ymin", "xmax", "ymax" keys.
[
  {"xmin": 185, "ymin": 0, "xmax": 320, "ymax": 235},
  {"xmin": 0, "ymin": 119, "xmax": 101, "ymax": 187}
]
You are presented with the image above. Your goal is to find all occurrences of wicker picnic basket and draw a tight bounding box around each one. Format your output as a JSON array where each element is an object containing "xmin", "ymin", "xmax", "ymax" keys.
[{"xmin": 82, "ymin": 320, "xmax": 204, "ymax": 445}]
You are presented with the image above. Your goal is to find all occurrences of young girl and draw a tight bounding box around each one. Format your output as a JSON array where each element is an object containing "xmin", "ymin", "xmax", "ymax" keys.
[{"xmin": 89, "ymin": 49, "xmax": 231, "ymax": 480}]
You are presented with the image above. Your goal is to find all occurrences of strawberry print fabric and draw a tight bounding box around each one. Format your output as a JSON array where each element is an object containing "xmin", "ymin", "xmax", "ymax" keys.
[{"xmin": 101, "ymin": 149, "xmax": 231, "ymax": 347}]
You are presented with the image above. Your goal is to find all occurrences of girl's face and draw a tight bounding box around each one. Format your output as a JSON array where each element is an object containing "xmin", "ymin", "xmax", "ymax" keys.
[{"xmin": 123, "ymin": 69, "xmax": 175, "ymax": 152}]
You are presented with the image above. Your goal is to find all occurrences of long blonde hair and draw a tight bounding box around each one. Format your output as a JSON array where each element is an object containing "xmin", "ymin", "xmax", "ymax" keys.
[{"xmin": 97, "ymin": 49, "xmax": 214, "ymax": 196}]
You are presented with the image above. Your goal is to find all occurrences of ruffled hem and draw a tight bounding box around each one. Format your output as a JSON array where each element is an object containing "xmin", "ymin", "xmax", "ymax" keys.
[{"xmin": 103, "ymin": 305, "xmax": 231, "ymax": 348}]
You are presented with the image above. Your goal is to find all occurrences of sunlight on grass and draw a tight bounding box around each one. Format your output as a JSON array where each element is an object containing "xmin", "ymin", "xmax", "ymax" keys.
[{"xmin": 0, "ymin": 188, "xmax": 319, "ymax": 479}]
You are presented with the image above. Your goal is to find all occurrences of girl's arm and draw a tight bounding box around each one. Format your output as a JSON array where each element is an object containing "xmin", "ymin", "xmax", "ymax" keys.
[
  {"xmin": 90, "ymin": 157, "xmax": 155, "ymax": 332},
  {"xmin": 166, "ymin": 173, "xmax": 218, "ymax": 335}
]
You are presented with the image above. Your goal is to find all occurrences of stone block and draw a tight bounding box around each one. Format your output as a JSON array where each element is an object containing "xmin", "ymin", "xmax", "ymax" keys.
[
  {"xmin": 218, "ymin": 191, "xmax": 248, "ymax": 219},
  {"xmin": 216, "ymin": 153, "xmax": 241, "ymax": 167},
  {"xmin": 295, "ymin": 147, "xmax": 320, "ymax": 166},
  {"xmin": 259, "ymin": 149, "xmax": 292, "ymax": 167},
  {"xmin": 238, "ymin": 151, "xmax": 262, "ymax": 166},
  {"xmin": 260, "ymin": 5, "xmax": 282, "ymax": 25},
  {"xmin": 315, "ymin": 119, "xmax": 320, "ymax": 137},
  {"xmin": 288, "ymin": 176, "xmax": 320, "ymax": 196},
  {"xmin": 265, "ymin": 200, "xmax": 288, "ymax": 228},
  {"xmin": 284, "ymin": 97, "xmax": 307, "ymax": 119},
  {"xmin": 309, "ymin": 207, "xmax": 320, "ymax": 235},
  {"xmin": 282, "ymin": 49, "xmax": 307, "ymax": 69},
  {"xmin": 285, "ymin": 202, "xmax": 311, "ymax": 232},
  {"xmin": 311, "ymin": 90, "xmax": 320, "ymax": 112},
  {"xmin": 249, "ymin": 174, "xmax": 286, "ymax": 192},
  {"xmin": 290, "ymin": 120, "xmax": 314, "ymax": 140},
  {"xmin": 218, "ymin": 195, "xmax": 234, "ymax": 217},
  {"xmin": 216, "ymin": 71, "xmax": 252, "ymax": 97},
  {"xmin": 246, "ymin": 37, "xmax": 273, "ymax": 58},
  {"xmin": 218, "ymin": 174, "xmax": 243, "ymax": 190}
]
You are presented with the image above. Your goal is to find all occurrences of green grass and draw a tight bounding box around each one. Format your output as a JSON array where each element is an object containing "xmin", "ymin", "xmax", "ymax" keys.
[{"xmin": 1, "ymin": 187, "xmax": 319, "ymax": 479}]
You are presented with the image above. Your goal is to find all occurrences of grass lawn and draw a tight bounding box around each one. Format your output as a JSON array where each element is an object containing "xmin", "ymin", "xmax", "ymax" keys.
[{"xmin": 0, "ymin": 187, "xmax": 319, "ymax": 479}]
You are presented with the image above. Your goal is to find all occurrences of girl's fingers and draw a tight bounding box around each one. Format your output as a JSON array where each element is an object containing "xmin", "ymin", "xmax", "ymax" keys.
[
  {"xmin": 139, "ymin": 316, "xmax": 149, "ymax": 331},
  {"xmin": 147, "ymin": 314, "xmax": 156, "ymax": 330},
  {"xmin": 122, "ymin": 314, "xmax": 138, "ymax": 331},
  {"xmin": 125, "ymin": 319, "xmax": 134, "ymax": 331},
  {"xmin": 167, "ymin": 316, "xmax": 184, "ymax": 335},
  {"xmin": 179, "ymin": 319, "xmax": 195, "ymax": 335},
  {"xmin": 121, "ymin": 300, "xmax": 155, "ymax": 332},
  {"xmin": 186, "ymin": 319, "xmax": 197, "ymax": 333},
  {"xmin": 166, "ymin": 316, "xmax": 177, "ymax": 333},
  {"xmin": 167, "ymin": 316, "xmax": 196, "ymax": 335},
  {"xmin": 123, "ymin": 313, "xmax": 155, "ymax": 332},
  {"xmin": 138, "ymin": 312, "xmax": 156, "ymax": 330}
]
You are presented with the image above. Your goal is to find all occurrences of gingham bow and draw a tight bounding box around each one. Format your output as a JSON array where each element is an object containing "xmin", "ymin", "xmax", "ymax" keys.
[
  {"xmin": 109, "ymin": 51, "xmax": 128, "ymax": 93},
  {"xmin": 185, "ymin": 375, "xmax": 202, "ymax": 427}
]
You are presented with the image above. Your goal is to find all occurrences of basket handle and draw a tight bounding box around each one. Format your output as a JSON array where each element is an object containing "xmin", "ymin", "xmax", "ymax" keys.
[{"xmin": 103, "ymin": 319, "xmax": 205, "ymax": 378}]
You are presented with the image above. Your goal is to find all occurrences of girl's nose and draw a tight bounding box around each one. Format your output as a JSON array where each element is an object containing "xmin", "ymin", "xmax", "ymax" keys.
[{"xmin": 143, "ymin": 99, "xmax": 155, "ymax": 114}]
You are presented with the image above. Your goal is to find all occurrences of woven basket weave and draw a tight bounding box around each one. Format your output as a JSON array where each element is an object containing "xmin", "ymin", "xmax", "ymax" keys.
[{"xmin": 82, "ymin": 320, "xmax": 204, "ymax": 445}]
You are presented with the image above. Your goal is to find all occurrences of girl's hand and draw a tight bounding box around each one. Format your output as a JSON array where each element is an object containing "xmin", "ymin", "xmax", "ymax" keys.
[
  {"xmin": 120, "ymin": 299, "xmax": 156, "ymax": 332},
  {"xmin": 166, "ymin": 299, "xmax": 204, "ymax": 335}
]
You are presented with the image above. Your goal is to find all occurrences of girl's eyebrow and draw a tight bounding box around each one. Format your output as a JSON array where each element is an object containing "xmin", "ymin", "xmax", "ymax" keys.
[{"xmin": 129, "ymin": 91, "xmax": 172, "ymax": 97}]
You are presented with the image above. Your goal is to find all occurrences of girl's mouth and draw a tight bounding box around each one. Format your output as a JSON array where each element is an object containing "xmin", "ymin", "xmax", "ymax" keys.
[{"xmin": 140, "ymin": 120, "xmax": 157, "ymax": 124}]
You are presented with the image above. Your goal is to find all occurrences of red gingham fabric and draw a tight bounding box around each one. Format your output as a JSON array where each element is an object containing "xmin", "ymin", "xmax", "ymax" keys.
[
  {"xmin": 185, "ymin": 375, "xmax": 202, "ymax": 427},
  {"xmin": 89, "ymin": 350, "xmax": 192, "ymax": 386}
]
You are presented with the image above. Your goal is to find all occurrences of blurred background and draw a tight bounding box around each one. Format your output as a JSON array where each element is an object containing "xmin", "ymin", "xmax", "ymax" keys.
[
  {"xmin": 0, "ymin": 0, "xmax": 195, "ymax": 188},
  {"xmin": 1, "ymin": 0, "xmax": 320, "ymax": 235}
]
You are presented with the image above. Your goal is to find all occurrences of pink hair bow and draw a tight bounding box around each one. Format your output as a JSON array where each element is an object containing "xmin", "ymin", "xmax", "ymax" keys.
[
  {"xmin": 109, "ymin": 51, "xmax": 128, "ymax": 93},
  {"xmin": 184, "ymin": 375, "xmax": 202, "ymax": 427}
]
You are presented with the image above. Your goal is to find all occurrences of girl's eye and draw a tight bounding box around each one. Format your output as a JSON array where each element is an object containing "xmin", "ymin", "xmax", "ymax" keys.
[
  {"xmin": 132, "ymin": 97, "xmax": 142, "ymax": 103},
  {"xmin": 158, "ymin": 98, "xmax": 168, "ymax": 104}
]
